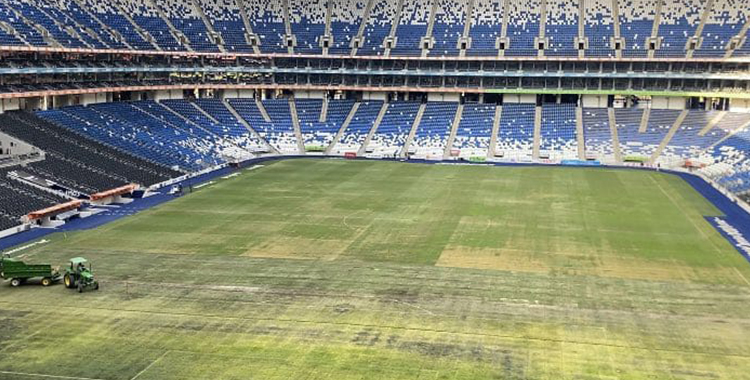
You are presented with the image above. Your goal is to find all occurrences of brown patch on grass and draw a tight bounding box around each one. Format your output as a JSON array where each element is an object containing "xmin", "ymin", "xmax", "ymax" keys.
[
  {"xmin": 437, "ymin": 245, "xmax": 745, "ymax": 284},
  {"xmin": 242, "ymin": 237, "xmax": 347, "ymax": 260}
]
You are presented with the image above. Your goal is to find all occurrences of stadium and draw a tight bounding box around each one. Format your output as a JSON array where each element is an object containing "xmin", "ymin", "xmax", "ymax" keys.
[{"xmin": 0, "ymin": 0, "xmax": 749, "ymax": 378}]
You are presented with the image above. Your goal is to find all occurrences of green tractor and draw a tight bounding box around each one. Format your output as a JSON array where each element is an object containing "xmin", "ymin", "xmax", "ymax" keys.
[{"xmin": 63, "ymin": 257, "xmax": 99, "ymax": 293}]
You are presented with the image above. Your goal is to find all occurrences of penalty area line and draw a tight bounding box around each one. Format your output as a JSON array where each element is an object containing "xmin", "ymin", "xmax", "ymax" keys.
[
  {"xmin": 130, "ymin": 350, "xmax": 170, "ymax": 380},
  {"xmin": 0, "ymin": 370, "xmax": 105, "ymax": 380}
]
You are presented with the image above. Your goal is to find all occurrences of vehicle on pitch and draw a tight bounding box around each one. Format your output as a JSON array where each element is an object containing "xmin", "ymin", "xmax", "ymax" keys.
[
  {"xmin": 0, "ymin": 253, "xmax": 61, "ymax": 287},
  {"xmin": 64, "ymin": 257, "xmax": 99, "ymax": 293}
]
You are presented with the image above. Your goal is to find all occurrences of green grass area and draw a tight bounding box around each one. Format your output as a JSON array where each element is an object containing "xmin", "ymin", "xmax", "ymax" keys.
[{"xmin": 1, "ymin": 159, "xmax": 749, "ymax": 380}]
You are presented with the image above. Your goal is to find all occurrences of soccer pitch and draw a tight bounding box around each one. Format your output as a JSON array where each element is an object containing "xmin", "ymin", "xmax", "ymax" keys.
[{"xmin": 1, "ymin": 159, "xmax": 749, "ymax": 379}]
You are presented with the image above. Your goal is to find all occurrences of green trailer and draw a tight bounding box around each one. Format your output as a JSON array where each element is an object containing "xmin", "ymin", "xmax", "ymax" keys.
[{"xmin": 0, "ymin": 253, "xmax": 61, "ymax": 287}]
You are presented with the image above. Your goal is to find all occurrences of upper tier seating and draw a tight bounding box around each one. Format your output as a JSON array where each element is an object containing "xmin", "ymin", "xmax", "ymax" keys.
[
  {"xmin": 0, "ymin": 0, "xmax": 746, "ymax": 58},
  {"xmin": 545, "ymin": 0, "xmax": 579, "ymax": 57}
]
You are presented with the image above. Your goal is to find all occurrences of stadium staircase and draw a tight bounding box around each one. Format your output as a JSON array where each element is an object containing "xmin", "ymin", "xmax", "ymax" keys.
[
  {"xmin": 443, "ymin": 104, "xmax": 464, "ymax": 159},
  {"xmin": 282, "ymin": 0, "xmax": 294, "ymax": 54},
  {"xmin": 498, "ymin": 0, "xmax": 510, "ymax": 58},
  {"xmin": 319, "ymin": 98, "xmax": 329, "ymax": 123},
  {"xmin": 488, "ymin": 105, "xmax": 502, "ymax": 158},
  {"xmin": 326, "ymin": 103, "xmax": 360, "ymax": 154},
  {"xmin": 608, "ymin": 108, "xmax": 623, "ymax": 163},
  {"xmin": 350, "ymin": 0, "xmax": 376, "ymax": 56},
  {"xmin": 698, "ymin": 112, "xmax": 727, "ymax": 136},
  {"xmin": 576, "ymin": 106, "xmax": 585, "ymax": 159},
  {"xmin": 611, "ymin": 0, "xmax": 622, "ymax": 58},
  {"xmin": 532, "ymin": 106, "xmax": 542, "ymax": 159},
  {"xmin": 421, "ymin": 0, "xmax": 439, "ymax": 57},
  {"xmin": 359, "ymin": 102, "xmax": 389, "ymax": 156},
  {"xmin": 224, "ymin": 99, "xmax": 279, "ymax": 154},
  {"xmin": 322, "ymin": 0, "xmax": 333, "ymax": 55},
  {"xmin": 384, "ymin": 0, "xmax": 407, "ymax": 57},
  {"xmin": 112, "ymin": 1, "xmax": 160, "ymax": 50},
  {"xmin": 537, "ymin": 0, "xmax": 547, "ymax": 58},
  {"xmin": 236, "ymin": 0, "xmax": 261, "ymax": 54},
  {"xmin": 148, "ymin": 0, "xmax": 193, "ymax": 52},
  {"xmin": 639, "ymin": 108, "xmax": 651, "ymax": 133},
  {"xmin": 400, "ymin": 103, "xmax": 427, "ymax": 158},
  {"xmin": 650, "ymin": 109, "xmax": 688, "ymax": 163},
  {"xmin": 458, "ymin": 0, "xmax": 475, "ymax": 57},
  {"xmin": 288, "ymin": 98, "xmax": 306, "ymax": 154},
  {"xmin": 255, "ymin": 99, "xmax": 272, "ymax": 122},
  {"xmin": 727, "ymin": 20, "xmax": 750, "ymax": 58},
  {"xmin": 71, "ymin": 0, "xmax": 132, "ymax": 50},
  {"xmin": 647, "ymin": 0, "xmax": 665, "ymax": 59},
  {"xmin": 686, "ymin": 0, "xmax": 715, "ymax": 59},
  {"xmin": 191, "ymin": 0, "xmax": 226, "ymax": 53}
]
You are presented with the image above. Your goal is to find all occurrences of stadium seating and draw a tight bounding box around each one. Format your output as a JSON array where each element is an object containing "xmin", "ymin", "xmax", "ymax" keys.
[
  {"xmin": 466, "ymin": 0, "xmax": 502, "ymax": 56},
  {"xmin": 0, "ymin": 0, "xmax": 745, "ymax": 58},
  {"xmin": 504, "ymin": 0, "xmax": 541, "ymax": 57},
  {"xmin": 14, "ymin": 96, "xmax": 750, "ymax": 199},
  {"xmin": 296, "ymin": 99, "xmax": 355, "ymax": 148},
  {"xmin": 334, "ymin": 101, "xmax": 383, "ymax": 152},
  {"xmin": 429, "ymin": 0, "xmax": 465, "ymax": 57},
  {"xmin": 618, "ymin": 0, "xmax": 656, "ymax": 58},
  {"xmin": 693, "ymin": 0, "xmax": 746, "ymax": 57},
  {"xmin": 0, "ymin": 112, "xmax": 178, "ymax": 187},
  {"xmin": 540, "ymin": 103, "xmax": 578, "ymax": 159},
  {"xmin": 496, "ymin": 103, "xmax": 535, "ymax": 159},
  {"xmin": 409, "ymin": 102, "xmax": 458, "ymax": 156},
  {"xmin": 616, "ymin": 108, "xmax": 681, "ymax": 158},
  {"xmin": 0, "ymin": 169, "xmax": 68, "ymax": 230},
  {"xmin": 289, "ymin": 0, "xmax": 326, "ymax": 54},
  {"xmin": 368, "ymin": 101, "xmax": 420, "ymax": 156},
  {"xmin": 582, "ymin": 107, "xmax": 614, "ymax": 160},
  {"xmin": 228, "ymin": 98, "xmax": 299, "ymax": 153},
  {"xmin": 545, "ymin": 0, "xmax": 579, "ymax": 57},
  {"xmin": 452, "ymin": 103, "xmax": 495, "ymax": 157},
  {"xmin": 583, "ymin": 0, "xmax": 615, "ymax": 57},
  {"xmin": 357, "ymin": 0, "xmax": 397, "ymax": 56}
]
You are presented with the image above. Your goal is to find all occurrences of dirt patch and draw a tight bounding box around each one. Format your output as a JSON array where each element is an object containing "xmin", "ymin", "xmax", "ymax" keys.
[
  {"xmin": 437, "ymin": 245, "xmax": 736, "ymax": 283},
  {"xmin": 437, "ymin": 246, "xmax": 549, "ymax": 273},
  {"xmin": 242, "ymin": 237, "xmax": 347, "ymax": 260}
]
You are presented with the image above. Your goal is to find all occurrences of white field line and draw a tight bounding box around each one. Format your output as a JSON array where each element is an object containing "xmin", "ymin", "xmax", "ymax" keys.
[
  {"xmin": 648, "ymin": 175, "xmax": 723, "ymax": 254},
  {"xmin": 221, "ymin": 173, "xmax": 240, "ymax": 179},
  {"xmin": 130, "ymin": 350, "xmax": 170, "ymax": 380},
  {"xmin": 733, "ymin": 268, "xmax": 750, "ymax": 286},
  {"xmin": 193, "ymin": 181, "xmax": 214, "ymax": 189},
  {"xmin": 5, "ymin": 239, "xmax": 49, "ymax": 256},
  {"xmin": 0, "ymin": 370, "xmax": 105, "ymax": 380},
  {"xmin": 245, "ymin": 165, "xmax": 264, "ymax": 171}
]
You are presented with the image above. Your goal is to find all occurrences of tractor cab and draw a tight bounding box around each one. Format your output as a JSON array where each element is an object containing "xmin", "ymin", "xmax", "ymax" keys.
[{"xmin": 64, "ymin": 257, "xmax": 99, "ymax": 292}]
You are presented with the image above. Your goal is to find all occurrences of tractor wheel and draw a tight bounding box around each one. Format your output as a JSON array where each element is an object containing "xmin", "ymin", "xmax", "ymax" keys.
[
  {"xmin": 41, "ymin": 278, "xmax": 52, "ymax": 287},
  {"xmin": 9, "ymin": 278, "xmax": 21, "ymax": 287},
  {"xmin": 64, "ymin": 274, "xmax": 74, "ymax": 289}
]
